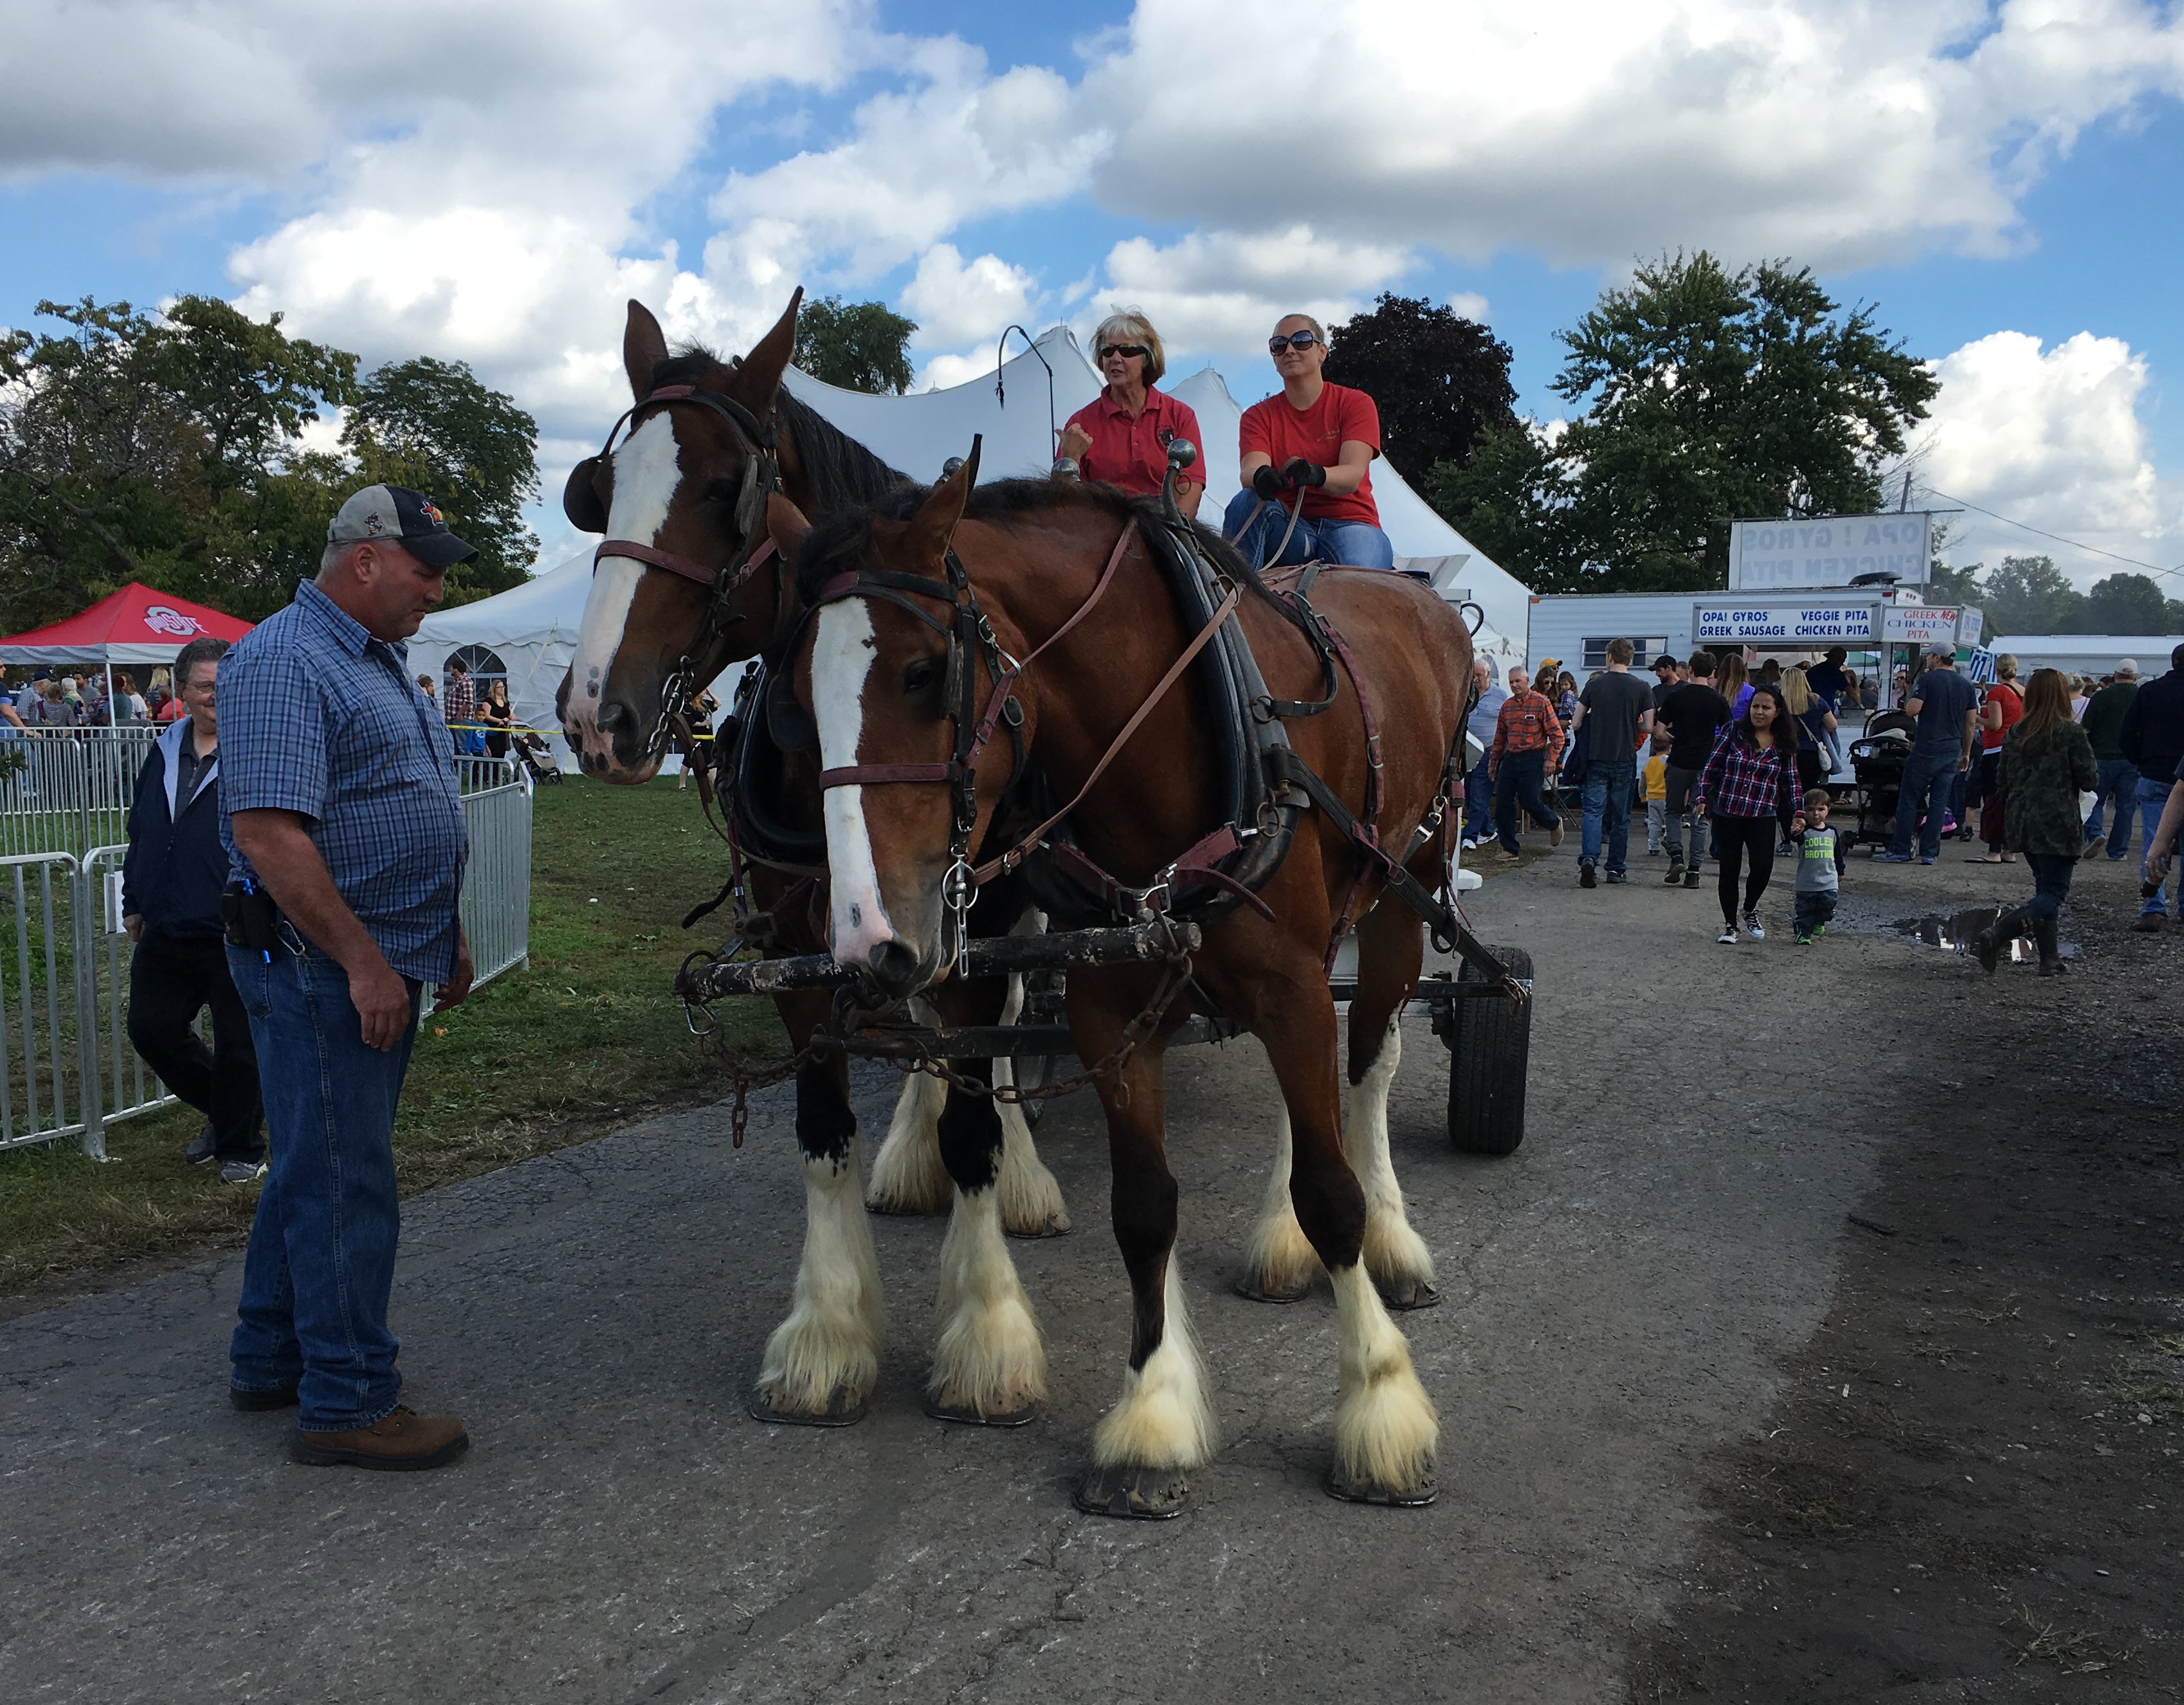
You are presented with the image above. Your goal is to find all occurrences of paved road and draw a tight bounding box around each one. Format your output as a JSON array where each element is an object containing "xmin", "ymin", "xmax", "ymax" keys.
[{"xmin": 3, "ymin": 859, "xmax": 1919, "ymax": 1704}]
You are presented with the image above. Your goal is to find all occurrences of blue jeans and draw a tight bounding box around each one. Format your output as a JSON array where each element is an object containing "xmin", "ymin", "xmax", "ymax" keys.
[
  {"xmin": 2082, "ymin": 756, "xmax": 2137, "ymax": 853},
  {"xmin": 2024, "ymin": 852, "xmax": 2076, "ymax": 924},
  {"xmin": 1493, "ymin": 750, "xmax": 1556, "ymax": 852},
  {"xmin": 228, "ymin": 942, "xmax": 423, "ymax": 1432},
  {"xmin": 1462, "ymin": 762, "xmax": 1493, "ymax": 843},
  {"xmin": 1581, "ymin": 756, "xmax": 1636, "ymax": 872},
  {"xmin": 2137, "ymin": 777, "xmax": 2176, "ymax": 915},
  {"xmin": 1222, "ymin": 489, "xmax": 1396, "ymax": 572},
  {"xmin": 1890, "ymin": 749, "xmax": 1960, "ymax": 860}
]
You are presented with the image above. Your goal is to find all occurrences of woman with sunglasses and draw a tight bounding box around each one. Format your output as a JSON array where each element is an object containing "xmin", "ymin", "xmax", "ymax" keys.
[
  {"xmin": 1223, "ymin": 313, "xmax": 1395, "ymax": 573},
  {"xmin": 1055, "ymin": 310, "xmax": 1206, "ymax": 518}
]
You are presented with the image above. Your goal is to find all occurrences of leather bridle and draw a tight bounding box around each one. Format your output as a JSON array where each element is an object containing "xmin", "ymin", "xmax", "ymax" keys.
[{"xmin": 576, "ymin": 383, "xmax": 785, "ymax": 756}]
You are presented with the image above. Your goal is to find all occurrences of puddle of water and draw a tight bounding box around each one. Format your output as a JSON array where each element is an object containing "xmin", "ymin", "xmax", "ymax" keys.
[{"xmin": 1890, "ymin": 907, "xmax": 2078, "ymax": 961}]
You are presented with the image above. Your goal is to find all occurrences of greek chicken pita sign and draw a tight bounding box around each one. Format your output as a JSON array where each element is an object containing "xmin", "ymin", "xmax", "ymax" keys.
[{"xmin": 1729, "ymin": 514, "xmax": 1931, "ymax": 590}]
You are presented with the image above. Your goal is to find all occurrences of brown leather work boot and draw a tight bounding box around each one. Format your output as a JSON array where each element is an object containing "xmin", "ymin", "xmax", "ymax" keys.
[{"xmin": 291, "ymin": 1405, "xmax": 469, "ymax": 1471}]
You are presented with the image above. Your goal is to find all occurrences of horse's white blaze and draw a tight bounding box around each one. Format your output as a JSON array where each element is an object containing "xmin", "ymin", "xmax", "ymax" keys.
[
  {"xmin": 756, "ymin": 1138, "xmax": 886, "ymax": 1414},
  {"xmin": 812, "ymin": 600, "xmax": 895, "ymax": 967},
  {"xmin": 1331, "ymin": 1261, "xmax": 1438, "ymax": 1491},
  {"xmin": 1343, "ymin": 1023, "xmax": 1434, "ymax": 1287},
  {"xmin": 929, "ymin": 1183, "xmax": 1047, "ymax": 1415},
  {"xmin": 865, "ymin": 1065, "xmax": 952, "ymax": 1216},
  {"xmin": 1242, "ymin": 1106, "xmax": 1322, "ymax": 1295},
  {"xmin": 1091, "ymin": 1257, "xmax": 1215, "ymax": 1470},
  {"xmin": 567, "ymin": 412, "xmax": 684, "ymax": 763}
]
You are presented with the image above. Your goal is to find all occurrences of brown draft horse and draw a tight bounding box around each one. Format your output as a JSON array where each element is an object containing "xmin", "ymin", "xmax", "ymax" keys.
[
  {"xmin": 776, "ymin": 459, "xmax": 1474, "ymax": 1510},
  {"xmin": 555, "ymin": 296, "xmax": 1068, "ymax": 1428}
]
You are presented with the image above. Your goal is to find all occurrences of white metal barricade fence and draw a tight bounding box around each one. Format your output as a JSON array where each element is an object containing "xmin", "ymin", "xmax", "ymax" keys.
[
  {"xmin": 0, "ymin": 745, "xmax": 533, "ymax": 1158},
  {"xmin": 0, "ymin": 727, "xmax": 161, "ymax": 860}
]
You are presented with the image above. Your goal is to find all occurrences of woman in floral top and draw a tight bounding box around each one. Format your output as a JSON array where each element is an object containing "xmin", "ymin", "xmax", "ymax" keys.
[
  {"xmin": 1699, "ymin": 683, "xmax": 1801, "ymax": 944},
  {"xmin": 1976, "ymin": 668, "xmax": 2097, "ymax": 976}
]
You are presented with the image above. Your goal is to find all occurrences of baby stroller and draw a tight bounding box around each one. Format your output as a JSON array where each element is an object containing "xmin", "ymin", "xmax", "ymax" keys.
[
  {"xmin": 1846, "ymin": 710, "xmax": 1913, "ymax": 851},
  {"xmin": 511, "ymin": 729, "xmax": 564, "ymax": 785}
]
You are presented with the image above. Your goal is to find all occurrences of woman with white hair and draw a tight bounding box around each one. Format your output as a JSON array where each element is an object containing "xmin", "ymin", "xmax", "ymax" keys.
[{"xmin": 1055, "ymin": 309, "xmax": 1206, "ymax": 518}]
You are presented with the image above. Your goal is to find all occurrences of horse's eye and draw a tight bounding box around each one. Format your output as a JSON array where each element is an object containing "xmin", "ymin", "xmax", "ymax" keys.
[
  {"xmin": 703, "ymin": 479, "xmax": 742, "ymax": 506},
  {"xmin": 902, "ymin": 659, "xmax": 940, "ymax": 694}
]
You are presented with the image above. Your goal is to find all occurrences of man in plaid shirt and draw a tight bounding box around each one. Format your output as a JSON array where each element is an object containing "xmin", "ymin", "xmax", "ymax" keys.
[
  {"xmin": 1488, "ymin": 665, "xmax": 1565, "ymax": 859},
  {"xmin": 221, "ymin": 484, "xmax": 477, "ymax": 1473}
]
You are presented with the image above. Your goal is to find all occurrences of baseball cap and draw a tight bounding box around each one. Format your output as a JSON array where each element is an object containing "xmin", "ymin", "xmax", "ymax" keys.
[
  {"xmin": 2116, "ymin": 658, "xmax": 2139, "ymax": 677},
  {"xmin": 1652, "ymin": 653, "xmax": 1677, "ymax": 670},
  {"xmin": 327, "ymin": 485, "xmax": 477, "ymax": 568}
]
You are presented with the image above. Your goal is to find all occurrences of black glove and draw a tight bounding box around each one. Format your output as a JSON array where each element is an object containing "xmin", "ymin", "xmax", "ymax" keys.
[
  {"xmin": 1250, "ymin": 463, "xmax": 1286, "ymax": 500},
  {"xmin": 1282, "ymin": 457, "xmax": 1327, "ymax": 489}
]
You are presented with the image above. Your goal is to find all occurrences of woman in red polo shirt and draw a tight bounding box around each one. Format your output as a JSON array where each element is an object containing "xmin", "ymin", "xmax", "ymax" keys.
[
  {"xmin": 1055, "ymin": 311, "xmax": 1205, "ymax": 518},
  {"xmin": 1223, "ymin": 312, "xmax": 1396, "ymax": 572}
]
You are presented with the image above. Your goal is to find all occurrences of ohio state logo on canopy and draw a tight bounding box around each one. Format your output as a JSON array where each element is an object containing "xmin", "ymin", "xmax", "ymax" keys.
[{"xmin": 141, "ymin": 605, "xmax": 205, "ymax": 638}]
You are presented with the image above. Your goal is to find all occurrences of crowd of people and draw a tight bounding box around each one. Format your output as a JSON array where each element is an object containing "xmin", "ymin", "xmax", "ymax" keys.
[
  {"xmin": 1, "ymin": 664, "xmax": 186, "ymax": 730},
  {"xmin": 1475, "ymin": 635, "xmax": 2184, "ymax": 966}
]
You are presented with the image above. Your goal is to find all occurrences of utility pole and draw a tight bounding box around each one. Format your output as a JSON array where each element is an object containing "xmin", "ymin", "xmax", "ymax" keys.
[{"xmin": 1898, "ymin": 471, "xmax": 1913, "ymax": 512}]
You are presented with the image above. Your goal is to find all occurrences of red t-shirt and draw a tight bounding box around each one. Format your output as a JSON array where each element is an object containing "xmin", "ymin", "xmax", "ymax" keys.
[
  {"xmin": 1062, "ymin": 386, "xmax": 1205, "ymax": 499},
  {"xmin": 1237, "ymin": 382, "xmax": 1381, "ymax": 525},
  {"xmin": 1979, "ymin": 682, "xmax": 2022, "ymax": 754}
]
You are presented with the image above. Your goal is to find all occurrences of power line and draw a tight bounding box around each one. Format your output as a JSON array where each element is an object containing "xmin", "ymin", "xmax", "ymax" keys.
[{"xmin": 1916, "ymin": 484, "xmax": 2183, "ymax": 584}]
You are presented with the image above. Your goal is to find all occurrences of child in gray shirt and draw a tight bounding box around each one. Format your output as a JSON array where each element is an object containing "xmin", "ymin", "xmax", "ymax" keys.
[{"xmin": 1790, "ymin": 788, "xmax": 1845, "ymax": 945}]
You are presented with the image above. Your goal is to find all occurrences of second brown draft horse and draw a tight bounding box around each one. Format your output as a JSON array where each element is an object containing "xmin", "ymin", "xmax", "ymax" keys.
[{"xmin": 774, "ymin": 457, "xmax": 1475, "ymax": 1511}]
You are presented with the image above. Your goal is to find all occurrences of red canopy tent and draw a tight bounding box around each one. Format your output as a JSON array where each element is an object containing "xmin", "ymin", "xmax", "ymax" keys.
[
  {"xmin": 0, "ymin": 583, "xmax": 254, "ymax": 669},
  {"xmin": 0, "ymin": 583, "xmax": 256, "ymax": 711}
]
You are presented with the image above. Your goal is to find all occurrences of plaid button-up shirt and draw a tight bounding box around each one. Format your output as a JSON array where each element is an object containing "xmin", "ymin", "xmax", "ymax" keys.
[
  {"xmin": 1489, "ymin": 689, "xmax": 1564, "ymax": 769},
  {"xmin": 1698, "ymin": 724, "xmax": 1799, "ymax": 825},
  {"xmin": 220, "ymin": 581, "xmax": 468, "ymax": 981},
  {"xmin": 442, "ymin": 668, "xmax": 477, "ymax": 728}
]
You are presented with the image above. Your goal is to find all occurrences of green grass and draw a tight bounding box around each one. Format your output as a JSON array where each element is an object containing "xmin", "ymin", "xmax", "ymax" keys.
[{"xmin": 0, "ymin": 775, "xmax": 781, "ymax": 1308}]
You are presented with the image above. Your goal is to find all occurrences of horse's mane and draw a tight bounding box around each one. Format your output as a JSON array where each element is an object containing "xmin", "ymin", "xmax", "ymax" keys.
[
  {"xmin": 794, "ymin": 477, "xmax": 1274, "ymax": 612},
  {"xmin": 652, "ymin": 345, "xmax": 907, "ymax": 513}
]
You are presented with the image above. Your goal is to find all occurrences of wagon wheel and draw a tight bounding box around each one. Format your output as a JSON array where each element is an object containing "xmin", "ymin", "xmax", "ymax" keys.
[{"xmin": 1446, "ymin": 945, "xmax": 1532, "ymax": 1156}]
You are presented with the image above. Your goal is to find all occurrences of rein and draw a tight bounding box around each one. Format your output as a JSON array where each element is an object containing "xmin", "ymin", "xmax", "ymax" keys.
[{"xmin": 580, "ymin": 382, "xmax": 788, "ymax": 755}]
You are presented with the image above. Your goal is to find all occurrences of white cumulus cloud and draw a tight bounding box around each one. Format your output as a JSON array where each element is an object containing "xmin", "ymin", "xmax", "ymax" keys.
[
  {"xmin": 1921, "ymin": 329, "xmax": 2179, "ymax": 585},
  {"xmin": 901, "ymin": 244, "xmax": 1039, "ymax": 348}
]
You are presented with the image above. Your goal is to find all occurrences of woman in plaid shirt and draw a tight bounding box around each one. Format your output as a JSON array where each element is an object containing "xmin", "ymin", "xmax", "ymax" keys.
[{"xmin": 1700, "ymin": 683, "xmax": 1801, "ymax": 942}]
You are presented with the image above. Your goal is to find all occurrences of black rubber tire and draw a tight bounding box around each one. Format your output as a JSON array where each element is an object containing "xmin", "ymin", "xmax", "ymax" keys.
[{"xmin": 1447, "ymin": 944, "xmax": 1532, "ymax": 1156}]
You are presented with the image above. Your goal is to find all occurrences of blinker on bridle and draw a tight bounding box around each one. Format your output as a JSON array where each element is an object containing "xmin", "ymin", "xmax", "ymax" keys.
[{"xmin": 565, "ymin": 383, "xmax": 785, "ymax": 754}]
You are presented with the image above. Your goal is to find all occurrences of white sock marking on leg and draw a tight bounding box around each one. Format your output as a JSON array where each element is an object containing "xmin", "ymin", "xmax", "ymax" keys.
[
  {"xmin": 1091, "ymin": 1255, "xmax": 1215, "ymax": 1469},
  {"xmin": 1344, "ymin": 1022, "xmax": 1434, "ymax": 1287},
  {"xmin": 1330, "ymin": 1261, "xmax": 1438, "ymax": 1491},
  {"xmin": 929, "ymin": 1184, "xmax": 1047, "ymax": 1414},
  {"xmin": 757, "ymin": 1138, "xmax": 885, "ymax": 1412}
]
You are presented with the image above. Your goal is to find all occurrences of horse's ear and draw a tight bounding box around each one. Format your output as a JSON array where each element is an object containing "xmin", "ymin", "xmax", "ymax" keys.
[
  {"xmin": 729, "ymin": 288, "xmax": 805, "ymax": 409},
  {"xmin": 764, "ymin": 491, "xmax": 812, "ymax": 561},
  {"xmin": 902, "ymin": 436, "xmax": 979, "ymax": 566},
  {"xmin": 624, "ymin": 300, "xmax": 668, "ymax": 399}
]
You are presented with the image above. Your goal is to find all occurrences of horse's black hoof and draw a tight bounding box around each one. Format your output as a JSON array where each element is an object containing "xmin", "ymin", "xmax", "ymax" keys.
[
  {"xmin": 1374, "ymin": 1277, "xmax": 1442, "ymax": 1312},
  {"xmin": 1234, "ymin": 1272, "xmax": 1315, "ymax": 1304},
  {"xmin": 1003, "ymin": 1216, "xmax": 1070, "ymax": 1241},
  {"xmin": 746, "ymin": 1385, "xmax": 867, "ymax": 1428},
  {"xmin": 922, "ymin": 1392, "xmax": 1040, "ymax": 1427},
  {"xmin": 1075, "ymin": 1465, "xmax": 1192, "ymax": 1519},
  {"xmin": 1325, "ymin": 1462, "xmax": 1439, "ymax": 1507}
]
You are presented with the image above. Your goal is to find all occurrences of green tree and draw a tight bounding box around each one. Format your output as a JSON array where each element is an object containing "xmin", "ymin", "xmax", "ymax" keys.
[
  {"xmin": 344, "ymin": 357, "xmax": 538, "ymax": 603},
  {"xmin": 794, "ymin": 296, "xmax": 917, "ymax": 395},
  {"xmin": 0, "ymin": 295, "xmax": 356, "ymax": 626},
  {"xmin": 1324, "ymin": 293, "xmax": 1517, "ymax": 479},
  {"xmin": 1431, "ymin": 253, "xmax": 1938, "ymax": 592},
  {"xmin": 1979, "ymin": 555, "xmax": 2086, "ymax": 636},
  {"xmin": 2083, "ymin": 571, "xmax": 2169, "ymax": 634}
]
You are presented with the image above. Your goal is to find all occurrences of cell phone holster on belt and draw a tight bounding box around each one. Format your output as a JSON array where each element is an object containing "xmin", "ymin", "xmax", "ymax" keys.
[{"xmin": 221, "ymin": 879, "xmax": 284, "ymax": 952}]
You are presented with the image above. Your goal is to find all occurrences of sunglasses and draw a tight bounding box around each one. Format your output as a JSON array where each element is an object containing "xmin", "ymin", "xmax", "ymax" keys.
[
  {"xmin": 1098, "ymin": 343, "xmax": 1148, "ymax": 361},
  {"xmin": 1268, "ymin": 330, "xmax": 1319, "ymax": 354}
]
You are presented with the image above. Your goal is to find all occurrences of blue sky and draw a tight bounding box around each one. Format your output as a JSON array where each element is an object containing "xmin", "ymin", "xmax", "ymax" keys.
[{"xmin": 5, "ymin": 0, "xmax": 2181, "ymax": 592}]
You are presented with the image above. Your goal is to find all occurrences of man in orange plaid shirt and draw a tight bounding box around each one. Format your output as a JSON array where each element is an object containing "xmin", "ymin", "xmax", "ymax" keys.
[{"xmin": 1488, "ymin": 665, "xmax": 1565, "ymax": 861}]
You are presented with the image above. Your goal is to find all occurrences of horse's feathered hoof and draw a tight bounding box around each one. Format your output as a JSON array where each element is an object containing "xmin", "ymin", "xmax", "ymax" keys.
[
  {"xmin": 1234, "ymin": 1272, "xmax": 1315, "ymax": 1304},
  {"xmin": 1003, "ymin": 1215, "xmax": 1070, "ymax": 1241},
  {"xmin": 746, "ymin": 1385, "xmax": 867, "ymax": 1428},
  {"xmin": 1325, "ymin": 1462, "xmax": 1439, "ymax": 1507},
  {"xmin": 922, "ymin": 1392, "xmax": 1040, "ymax": 1428},
  {"xmin": 1076, "ymin": 1465, "xmax": 1192, "ymax": 1519},
  {"xmin": 1374, "ymin": 1277, "xmax": 1442, "ymax": 1312}
]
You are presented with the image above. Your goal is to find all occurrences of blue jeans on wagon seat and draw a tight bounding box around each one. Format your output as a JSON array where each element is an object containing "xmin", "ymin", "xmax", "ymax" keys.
[
  {"xmin": 1580, "ymin": 756, "xmax": 1637, "ymax": 873},
  {"xmin": 227, "ymin": 940, "xmax": 422, "ymax": 1432},
  {"xmin": 1221, "ymin": 488, "xmax": 1396, "ymax": 572}
]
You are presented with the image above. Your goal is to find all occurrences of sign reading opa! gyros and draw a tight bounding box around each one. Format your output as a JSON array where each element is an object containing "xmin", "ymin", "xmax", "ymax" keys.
[
  {"xmin": 1694, "ymin": 604, "xmax": 1876, "ymax": 644},
  {"xmin": 1729, "ymin": 514, "xmax": 1931, "ymax": 590}
]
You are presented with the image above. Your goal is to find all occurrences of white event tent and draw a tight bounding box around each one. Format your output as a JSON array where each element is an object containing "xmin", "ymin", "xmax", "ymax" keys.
[{"xmin": 411, "ymin": 327, "xmax": 1531, "ymax": 750}]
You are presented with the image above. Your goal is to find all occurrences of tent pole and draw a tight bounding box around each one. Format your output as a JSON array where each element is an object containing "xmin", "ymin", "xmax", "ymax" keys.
[{"xmin": 104, "ymin": 662, "xmax": 114, "ymax": 722}]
